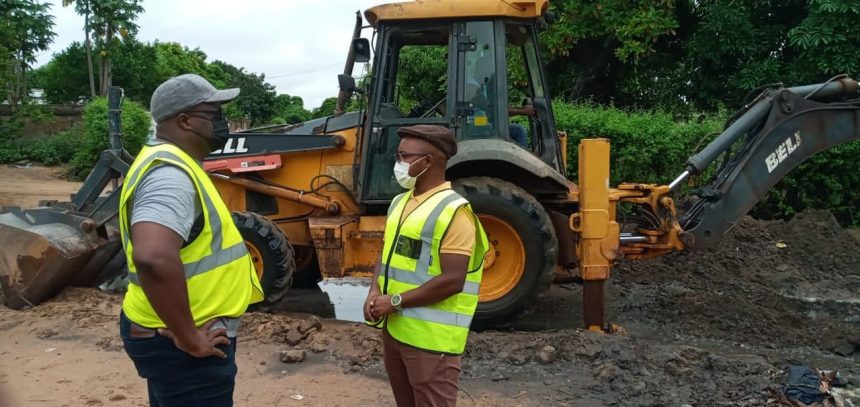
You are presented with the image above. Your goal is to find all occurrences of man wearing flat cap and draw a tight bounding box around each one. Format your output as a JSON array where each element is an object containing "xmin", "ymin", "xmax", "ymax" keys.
[
  {"xmin": 363, "ymin": 124, "xmax": 488, "ymax": 406},
  {"xmin": 118, "ymin": 73, "xmax": 263, "ymax": 406}
]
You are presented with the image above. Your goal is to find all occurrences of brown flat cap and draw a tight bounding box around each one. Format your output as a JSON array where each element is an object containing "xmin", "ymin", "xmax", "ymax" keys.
[{"xmin": 397, "ymin": 124, "xmax": 457, "ymax": 158}]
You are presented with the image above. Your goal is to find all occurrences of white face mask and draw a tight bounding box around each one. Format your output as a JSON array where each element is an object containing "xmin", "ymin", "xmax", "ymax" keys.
[{"xmin": 393, "ymin": 155, "xmax": 429, "ymax": 189}]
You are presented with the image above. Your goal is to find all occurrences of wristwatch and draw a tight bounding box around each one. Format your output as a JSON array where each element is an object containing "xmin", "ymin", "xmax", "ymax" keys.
[{"xmin": 390, "ymin": 294, "xmax": 404, "ymax": 311}]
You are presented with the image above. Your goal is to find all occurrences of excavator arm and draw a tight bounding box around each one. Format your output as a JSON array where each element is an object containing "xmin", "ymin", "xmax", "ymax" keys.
[
  {"xmin": 574, "ymin": 77, "xmax": 860, "ymax": 331},
  {"xmin": 608, "ymin": 77, "xmax": 860, "ymax": 257},
  {"xmin": 678, "ymin": 77, "xmax": 860, "ymax": 249}
]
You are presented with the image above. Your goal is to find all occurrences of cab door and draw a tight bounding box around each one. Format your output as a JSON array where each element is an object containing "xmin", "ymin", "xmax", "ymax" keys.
[{"xmin": 358, "ymin": 23, "xmax": 455, "ymax": 204}]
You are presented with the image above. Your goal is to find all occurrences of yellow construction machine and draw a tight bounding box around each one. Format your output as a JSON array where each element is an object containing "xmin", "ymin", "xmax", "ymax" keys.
[{"xmin": 2, "ymin": 0, "xmax": 859, "ymax": 331}]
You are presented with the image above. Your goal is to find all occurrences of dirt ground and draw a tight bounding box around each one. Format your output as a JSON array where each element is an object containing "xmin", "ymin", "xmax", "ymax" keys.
[
  {"xmin": 0, "ymin": 164, "xmax": 81, "ymax": 208},
  {"xmin": 0, "ymin": 165, "xmax": 858, "ymax": 406}
]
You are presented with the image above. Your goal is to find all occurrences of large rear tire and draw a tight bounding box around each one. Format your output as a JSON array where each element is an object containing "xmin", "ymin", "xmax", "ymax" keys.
[
  {"xmin": 453, "ymin": 177, "xmax": 557, "ymax": 328},
  {"xmin": 232, "ymin": 212, "xmax": 294, "ymax": 304}
]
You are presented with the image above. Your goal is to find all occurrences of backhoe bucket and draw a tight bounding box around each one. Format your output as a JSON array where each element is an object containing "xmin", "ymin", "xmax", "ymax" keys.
[{"xmin": 0, "ymin": 207, "xmax": 122, "ymax": 309}]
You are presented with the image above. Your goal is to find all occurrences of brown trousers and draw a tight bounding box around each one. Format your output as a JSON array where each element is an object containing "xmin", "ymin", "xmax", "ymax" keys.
[{"xmin": 382, "ymin": 329, "xmax": 462, "ymax": 407}]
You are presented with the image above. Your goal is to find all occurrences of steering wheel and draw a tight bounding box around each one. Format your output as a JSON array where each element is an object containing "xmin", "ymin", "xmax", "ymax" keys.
[{"xmin": 407, "ymin": 95, "xmax": 446, "ymax": 118}]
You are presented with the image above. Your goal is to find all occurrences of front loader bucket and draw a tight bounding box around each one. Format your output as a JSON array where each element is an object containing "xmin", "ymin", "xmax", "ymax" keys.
[{"xmin": 0, "ymin": 207, "xmax": 122, "ymax": 309}]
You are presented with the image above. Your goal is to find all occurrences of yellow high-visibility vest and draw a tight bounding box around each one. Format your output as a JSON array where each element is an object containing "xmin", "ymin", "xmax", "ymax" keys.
[
  {"xmin": 120, "ymin": 143, "xmax": 263, "ymax": 328},
  {"xmin": 379, "ymin": 188, "xmax": 488, "ymax": 354}
]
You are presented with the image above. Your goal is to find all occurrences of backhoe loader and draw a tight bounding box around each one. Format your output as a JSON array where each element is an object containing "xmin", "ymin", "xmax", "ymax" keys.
[{"xmin": 2, "ymin": 0, "xmax": 859, "ymax": 331}]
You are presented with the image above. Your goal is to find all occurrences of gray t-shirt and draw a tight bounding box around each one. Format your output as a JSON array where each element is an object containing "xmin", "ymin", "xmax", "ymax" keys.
[{"xmin": 130, "ymin": 164, "xmax": 202, "ymax": 241}]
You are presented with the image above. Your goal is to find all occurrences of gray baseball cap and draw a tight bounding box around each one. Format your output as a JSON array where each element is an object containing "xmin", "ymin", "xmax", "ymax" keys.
[{"xmin": 149, "ymin": 73, "xmax": 240, "ymax": 122}]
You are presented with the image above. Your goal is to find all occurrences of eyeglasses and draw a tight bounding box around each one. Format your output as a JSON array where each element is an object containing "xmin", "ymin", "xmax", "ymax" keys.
[
  {"xmin": 393, "ymin": 152, "xmax": 429, "ymax": 162},
  {"xmin": 184, "ymin": 109, "xmax": 223, "ymax": 121}
]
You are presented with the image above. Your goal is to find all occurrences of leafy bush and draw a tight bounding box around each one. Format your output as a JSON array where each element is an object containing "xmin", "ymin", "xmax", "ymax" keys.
[
  {"xmin": 0, "ymin": 129, "xmax": 82, "ymax": 166},
  {"xmin": 751, "ymin": 142, "xmax": 860, "ymax": 225},
  {"xmin": 0, "ymin": 103, "xmax": 71, "ymax": 165},
  {"xmin": 553, "ymin": 102, "xmax": 723, "ymax": 184},
  {"xmin": 16, "ymin": 103, "xmax": 54, "ymax": 124},
  {"xmin": 67, "ymin": 97, "xmax": 151, "ymax": 180}
]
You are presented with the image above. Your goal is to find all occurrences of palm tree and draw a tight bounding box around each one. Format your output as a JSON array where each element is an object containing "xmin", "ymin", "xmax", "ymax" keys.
[
  {"xmin": 62, "ymin": 0, "xmax": 96, "ymax": 98},
  {"xmin": 64, "ymin": 0, "xmax": 143, "ymax": 96}
]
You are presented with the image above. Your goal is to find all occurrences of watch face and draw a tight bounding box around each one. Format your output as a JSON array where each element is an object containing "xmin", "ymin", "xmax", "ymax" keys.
[{"xmin": 391, "ymin": 294, "xmax": 401, "ymax": 307}]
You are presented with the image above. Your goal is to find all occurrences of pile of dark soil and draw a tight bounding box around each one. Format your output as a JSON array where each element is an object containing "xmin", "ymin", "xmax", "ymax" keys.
[{"xmin": 613, "ymin": 210, "xmax": 860, "ymax": 355}]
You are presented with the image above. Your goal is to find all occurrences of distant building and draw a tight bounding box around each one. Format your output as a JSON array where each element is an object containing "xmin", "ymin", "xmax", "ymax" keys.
[{"xmin": 28, "ymin": 89, "xmax": 47, "ymax": 105}]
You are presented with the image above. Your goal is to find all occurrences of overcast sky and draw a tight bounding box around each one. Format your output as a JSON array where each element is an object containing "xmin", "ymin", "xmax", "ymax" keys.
[{"xmin": 35, "ymin": 0, "xmax": 385, "ymax": 110}]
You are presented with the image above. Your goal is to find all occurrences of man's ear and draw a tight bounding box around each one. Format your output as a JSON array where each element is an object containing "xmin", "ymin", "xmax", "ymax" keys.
[
  {"xmin": 424, "ymin": 153, "xmax": 436, "ymax": 169},
  {"xmin": 176, "ymin": 113, "xmax": 192, "ymax": 131}
]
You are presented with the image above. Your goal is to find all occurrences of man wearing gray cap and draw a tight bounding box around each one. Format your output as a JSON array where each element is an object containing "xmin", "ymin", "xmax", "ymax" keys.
[{"xmin": 118, "ymin": 73, "xmax": 263, "ymax": 406}]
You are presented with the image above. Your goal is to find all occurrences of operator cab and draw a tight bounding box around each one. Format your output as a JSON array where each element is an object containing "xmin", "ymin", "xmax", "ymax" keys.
[{"xmin": 353, "ymin": 1, "xmax": 563, "ymax": 203}]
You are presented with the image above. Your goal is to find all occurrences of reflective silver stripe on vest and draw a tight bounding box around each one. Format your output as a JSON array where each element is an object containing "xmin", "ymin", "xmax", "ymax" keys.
[
  {"xmin": 387, "ymin": 192, "xmax": 409, "ymax": 216},
  {"xmin": 388, "ymin": 265, "xmax": 480, "ymax": 295},
  {"xmin": 126, "ymin": 241, "xmax": 248, "ymax": 285},
  {"xmin": 387, "ymin": 191, "xmax": 467, "ymax": 283},
  {"xmin": 123, "ymin": 149, "xmax": 243, "ymax": 285},
  {"xmin": 416, "ymin": 192, "xmax": 466, "ymax": 268},
  {"xmin": 401, "ymin": 306, "xmax": 473, "ymax": 328}
]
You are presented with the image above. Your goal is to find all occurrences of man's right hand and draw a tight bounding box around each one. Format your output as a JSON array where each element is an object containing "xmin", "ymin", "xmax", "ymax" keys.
[
  {"xmin": 158, "ymin": 319, "xmax": 230, "ymax": 359},
  {"xmin": 364, "ymin": 286, "xmax": 382, "ymax": 322}
]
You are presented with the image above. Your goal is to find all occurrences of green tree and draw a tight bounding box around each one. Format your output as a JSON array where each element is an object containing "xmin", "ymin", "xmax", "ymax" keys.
[
  {"xmin": 538, "ymin": 1, "xmax": 858, "ymax": 113},
  {"xmin": 109, "ymin": 39, "xmax": 160, "ymax": 102},
  {"xmin": 153, "ymin": 42, "xmax": 211, "ymax": 80},
  {"xmin": 209, "ymin": 60, "xmax": 277, "ymax": 125},
  {"xmin": 28, "ymin": 42, "xmax": 91, "ymax": 103},
  {"xmin": 272, "ymin": 94, "xmax": 311, "ymax": 124},
  {"xmin": 311, "ymin": 97, "xmax": 338, "ymax": 119},
  {"xmin": 0, "ymin": 0, "xmax": 56, "ymax": 105},
  {"xmin": 0, "ymin": 14, "xmax": 15, "ymax": 103},
  {"xmin": 788, "ymin": 0, "xmax": 860, "ymax": 79},
  {"xmin": 395, "ymin": 46, "xmax": 447, "ymax": 110},
  {"xmin": 31, "ymin": 40, "xmax": 221, "ymax": 106},
  {"xmin": 87, "ymin": 0, "xmax": 144, "ymax": 95},
  {"xmin": 61, "ymin": 0, "xmax": 97, "ymax": 98}
]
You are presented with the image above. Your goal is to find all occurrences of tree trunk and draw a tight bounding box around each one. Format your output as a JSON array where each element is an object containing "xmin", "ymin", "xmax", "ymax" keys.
[
  {"xmin": 103, "ymin": 57, "xmax": 111, "ymax": 95},
  {"xmin": 9, "ymin": 56, "xmax": 23, "ymax": 106},
  {"xmin": 98, "ymin": 25, "xmax": 113, "ymax": 96},
  {"xmin": 84, "ymin": 10, "xmax": 96, "ymax": 98},
  {"xmin": 5, "ymin": 62, "xmax": 15, "ymax": 106},
  {"xmin": 97, "ymin": 53, "xmax": 104, "ymax": 96},
  {"xmin": 20, "ymin": 61, "xmax": 28, "ymax": 103}
]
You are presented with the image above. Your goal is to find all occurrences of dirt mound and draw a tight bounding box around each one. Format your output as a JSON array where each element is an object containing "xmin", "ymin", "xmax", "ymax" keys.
[
  {"xmin": 466, "ymin": 330, "xmax": 782, "ymax": 406},
  {"xmin": 614, "ymin": 210, "xmax": 860, "ymax": 354},
  {"xmin": 240, "ymin": 312, "xmax": 383, "ymax": 372},
  {"xmin": 239, "ymin": 312, "xmax": 784, "ymax": 405},
  {"xmin": 26, "ymin": 286, "xmax": 122, "ymax": 327}
]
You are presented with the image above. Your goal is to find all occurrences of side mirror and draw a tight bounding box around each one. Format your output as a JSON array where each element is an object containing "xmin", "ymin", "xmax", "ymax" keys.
[
  {"xmin": 338, "ymin": 74, "xmax": 358, "ymax": 94},
  {"xmin": 352, "ymin": 38, "xmax": 371, "ymax": 63}
]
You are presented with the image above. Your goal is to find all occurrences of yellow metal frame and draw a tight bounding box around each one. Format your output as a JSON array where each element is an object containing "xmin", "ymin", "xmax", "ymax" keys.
[
  {"xmin": 365, "ymin": 0, "xmax": 549, "ymax": 25},
  {"xmin": 572, "ymin": 138, "xmax": 688, "ymax": 331},
  {"xmin": 571, "ymin": 139, "xmax": 619, "ymax": 282}
]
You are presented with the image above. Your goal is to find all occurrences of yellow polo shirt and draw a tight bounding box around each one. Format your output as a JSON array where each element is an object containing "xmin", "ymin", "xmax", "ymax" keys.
[{"xmin": 399, "ymin": 182, "xmax": 476, "ymax": 257}]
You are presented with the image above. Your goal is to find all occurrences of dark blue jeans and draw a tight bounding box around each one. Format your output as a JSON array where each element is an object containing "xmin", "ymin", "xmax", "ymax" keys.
[
  {"xmin": 509, "ymin": 123, "xmax": 529, "ymax": 148},
  {"xmin": 120, "ymin": 311, "xmax": 237, "ymax": 407}
]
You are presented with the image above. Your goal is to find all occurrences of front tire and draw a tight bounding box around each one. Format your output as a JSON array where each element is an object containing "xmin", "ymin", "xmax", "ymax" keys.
[
  {"xmin": 453, "ymin": 177, "xmax": 557, "ymax": 328},
  {"xmin": 232, "ymin": 212, "xmax": 294, "ymax": 304}
]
